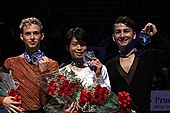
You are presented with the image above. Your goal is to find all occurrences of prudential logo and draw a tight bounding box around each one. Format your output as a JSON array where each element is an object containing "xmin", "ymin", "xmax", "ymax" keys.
[{"xmin": 151, "ymin": 90, "xmax": 170, "ymax": 111}]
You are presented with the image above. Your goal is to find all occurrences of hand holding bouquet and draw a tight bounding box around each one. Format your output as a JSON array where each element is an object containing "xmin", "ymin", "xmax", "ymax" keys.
[{"xmin": 0, "ymin": 72, "xmax": 25, "ymax": 112}]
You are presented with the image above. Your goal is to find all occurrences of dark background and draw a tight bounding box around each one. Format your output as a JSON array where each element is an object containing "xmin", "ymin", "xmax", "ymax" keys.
[{"xmin": 0, "ymin": 0, "xmax": 169, "ymax": 65}]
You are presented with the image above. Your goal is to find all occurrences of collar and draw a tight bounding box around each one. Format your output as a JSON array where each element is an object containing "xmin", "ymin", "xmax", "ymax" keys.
[
  {"xmin": 24, "ymin": 50, "xmax": 44, "ymax": 64},
  {"xmin": 70, "ymin": 61, "xmax": 85, "ymax": 68},
  {"xmin": 119, "ymin": 48, "xmax": 137, "ymax": 58}
]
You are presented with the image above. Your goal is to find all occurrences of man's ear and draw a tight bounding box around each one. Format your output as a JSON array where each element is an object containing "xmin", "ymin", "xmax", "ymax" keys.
[
  {"xmin": 112, "ymin": 34, "xmax": 115, "ymax": 42},
  {"xmin": 133, "ymin": 32, "xmax": 136, "ymax": 39},
  {"xmin": 41, "ymin": 33, "xmax": 44, "ymax": 40},
  {"xmin": 20, "ymin": 34, "xmax": 23, "ymax": 41},
  {"xmin": 66, "ymin": 45, "xmax": 69, "ymax": 50}
]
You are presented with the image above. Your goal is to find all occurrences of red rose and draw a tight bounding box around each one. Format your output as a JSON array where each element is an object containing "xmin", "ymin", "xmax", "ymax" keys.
[
  {"xmin": 118, "ymin": 91, "xmax": 131, "ymax": 108},
  {"xmin": 8, "ymin": 87, "xmax": 25, "ymax": 112},
  {"xmin": 79, "ymin": 89, "xmax": 88, "ymax": 105},
  {"xmin": 58, "ymin": 74, "xmax": 66, "ymax": 80}
]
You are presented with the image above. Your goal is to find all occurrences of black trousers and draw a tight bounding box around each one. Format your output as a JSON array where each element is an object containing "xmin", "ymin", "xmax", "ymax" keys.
[{"xmin": 25, "ymin": 108, "xmax": 46, "ymax": 113}]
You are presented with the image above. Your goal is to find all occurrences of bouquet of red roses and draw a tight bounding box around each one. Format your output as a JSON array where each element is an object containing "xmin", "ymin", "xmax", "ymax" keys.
[
  {"xmin": 77, "ymin": 84, "xmax": 118, "ymax": 112},
  {"xmin": 0, "ymin": 72, "xmax": 25, "ymax": 112},
  {"xmin": 37, "ymin": 69, "xmax": 83, "ymax": 112}
]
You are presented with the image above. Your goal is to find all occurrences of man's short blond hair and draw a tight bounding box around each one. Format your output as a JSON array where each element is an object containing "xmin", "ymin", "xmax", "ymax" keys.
[{"xmin": 19, "ymin": 17, "xmax": 43, "ymax": 33}]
